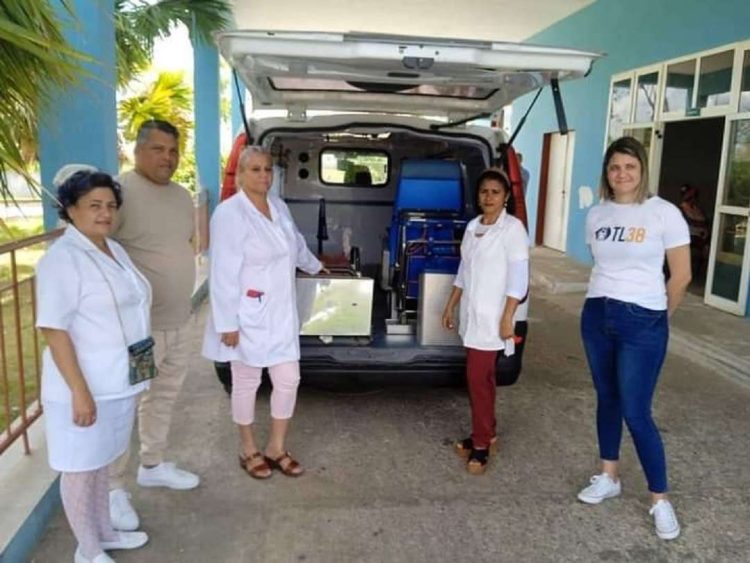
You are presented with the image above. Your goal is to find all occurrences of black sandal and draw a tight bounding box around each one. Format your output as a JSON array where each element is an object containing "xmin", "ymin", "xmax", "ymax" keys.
[
  {"xmin": 466, "ymin": 448, "xmax": 490, "ymax": 475},
  {"xmin": 454, "ymin": 437, "xmax": 498, "ymax": 458}
]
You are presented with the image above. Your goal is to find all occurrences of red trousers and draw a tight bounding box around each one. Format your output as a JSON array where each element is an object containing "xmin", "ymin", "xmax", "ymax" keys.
[{"xmin": 466, "ymin": 347, "xmax": 498, "ymax": 448}]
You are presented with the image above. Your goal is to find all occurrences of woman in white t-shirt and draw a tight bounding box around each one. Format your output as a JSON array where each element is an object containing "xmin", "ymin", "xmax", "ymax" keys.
[
  {"xmin": 577, "ymin": 137, "xmax": 691, "ymax": 541},
  {"xmin": 36, "ymin": 170, "xmax": 151, "ymax": 563},
  {"xmin": 442, "ymin": 168, "xmax": 529, "ymax": 475}
]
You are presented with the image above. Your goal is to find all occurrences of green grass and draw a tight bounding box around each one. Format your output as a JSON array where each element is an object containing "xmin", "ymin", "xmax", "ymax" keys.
[
  {"xmin": 0, "ymin": 217, "xmax": 47, "ymax": 436},
  {"xmin": 0, "ymin": 286, "xmax": 42, "ymax": 433},
  {"xmin": 0, "ymin": 217, "xmax": 44, "ymax": 244}
]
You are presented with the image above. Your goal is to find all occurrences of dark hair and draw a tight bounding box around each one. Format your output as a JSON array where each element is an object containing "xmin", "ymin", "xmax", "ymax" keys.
[
  {"xmin": 476, "ymin": 168, "xmax": 515, "ymax": 215},
  {"xmin": 57, "ymin": 171, "xmax": 123, "ymax": 222},
  {"xmin": 680, "ymin": 183, "xmax": 698, "ymax": 200},
  {"xmin": 600, "ymin": 136, "xmax": 650, "ymax": 203},
  {"xmin": 135, "ymin": 119, "xmax": 180, "ymax": 146}
]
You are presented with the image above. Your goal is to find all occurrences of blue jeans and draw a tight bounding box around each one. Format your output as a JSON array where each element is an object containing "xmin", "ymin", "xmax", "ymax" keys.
[{"xmin": 580, "ymin": 297, "xmax": 669, "ymax": 493}]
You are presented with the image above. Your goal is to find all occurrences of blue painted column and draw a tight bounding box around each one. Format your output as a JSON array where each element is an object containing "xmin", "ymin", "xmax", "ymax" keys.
[
  {"xmin": 231, "ymin": 80, "xmax": 245, "ymax": 138},
  {"xmin": 38, "ymin": 0, "xmax": 118, "ymax": 231},
  {"xmin": 192, "ymin": 34, "xmax": 221, "ymax": 213}
]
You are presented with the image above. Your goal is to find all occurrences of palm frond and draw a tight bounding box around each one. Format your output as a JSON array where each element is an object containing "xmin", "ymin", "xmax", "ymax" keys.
[
  {"xmin": 115, "ymin": 0, "xmax": 232, "ymax": 86},
  {"xmin": 0, "ymin": 0, "xmax": 86, "ymax": 199},
  {"xmin": 118, "ymin": 71, "xmax": 194, "ymax": 153}
]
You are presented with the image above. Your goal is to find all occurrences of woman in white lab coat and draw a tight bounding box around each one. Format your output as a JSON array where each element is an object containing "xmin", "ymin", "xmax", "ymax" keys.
[
  {"xmin": 36, "ymin": 169, "xmax": 150, "ymax": 563},
  {"xmin": 442, "ymin": 168, "xmax": 529, "ymax": 475},
  {"xmin": 202, "ymin": 146, "xmax": 324, "ymax": 479}
]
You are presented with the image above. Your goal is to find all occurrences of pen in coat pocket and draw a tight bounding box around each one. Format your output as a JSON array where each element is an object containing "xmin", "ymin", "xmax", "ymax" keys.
[{"xmin": 246, "ymin": 288, "xmax": 264, "ymax": 303}]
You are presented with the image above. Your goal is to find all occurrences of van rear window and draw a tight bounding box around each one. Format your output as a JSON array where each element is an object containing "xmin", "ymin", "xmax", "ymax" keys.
[
  {"xmin": 320, "ymin": 149, "xmax": 389, "ymax": 188},
  {"xmin": 270, "ymin": 78, "xmax": 496, "ymax": 100}
]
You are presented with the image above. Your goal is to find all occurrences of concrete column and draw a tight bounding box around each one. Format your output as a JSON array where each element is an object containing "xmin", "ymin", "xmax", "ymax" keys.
[
  {"xmin": 38, "ymin": 0, "xmax": 118, "ymax": 231},
  {"xmin": 192, "ymin": 35, "xmax": 221, "ymax": 213}
]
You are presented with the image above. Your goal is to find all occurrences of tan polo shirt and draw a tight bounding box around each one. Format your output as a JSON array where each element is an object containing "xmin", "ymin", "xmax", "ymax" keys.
[{"xmin": 113, "ymin": 170, "xmax": 195, "ymax": 330}]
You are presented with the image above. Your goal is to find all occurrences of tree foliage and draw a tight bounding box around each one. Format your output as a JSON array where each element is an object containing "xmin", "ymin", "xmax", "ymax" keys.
[
  {"xmin": 119, "ymin": 70, "xmax": 194, "ymax": 152},
  {"xmin": 115, "ymin": 0, "xmax": 232, "ymax": 87},
  {"xmin": 1, "ymin": 0, "xmax": 232, "ymax": 199},
  {"xmin": 0, "ymin": 1, "xmax": 85, "ymax": 198}
]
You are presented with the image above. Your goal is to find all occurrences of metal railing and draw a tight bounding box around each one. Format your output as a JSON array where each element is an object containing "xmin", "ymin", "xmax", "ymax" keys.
[
  {"xmin": 0, "ymin": 228, "xmax": 62, "ymax": 456},
  {"xmin": 0, "ymin": 197, "xmax": 207, "ymax": 458}
]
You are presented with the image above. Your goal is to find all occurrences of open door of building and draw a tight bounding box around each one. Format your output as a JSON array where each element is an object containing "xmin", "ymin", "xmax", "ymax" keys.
[
  {"xmin": 536, "ymin": 131, "xmax": 575, "ymax": 252},
  {"xmin": 656, "ymin": 117, "xmax": 723, "ymax": 294},
  {"xmin": 705, "ymin": 116, "xmax": 750, "ymax": 315}
]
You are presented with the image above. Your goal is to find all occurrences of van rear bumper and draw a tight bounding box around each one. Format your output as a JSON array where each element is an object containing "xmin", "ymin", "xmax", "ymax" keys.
[
  {"xmin": 300, "ymin": 353, "xmax": 466, "ymax": 377},
  {"xmin": 213, "ymin": 320, "xmax": 527, "ymax": 383}
]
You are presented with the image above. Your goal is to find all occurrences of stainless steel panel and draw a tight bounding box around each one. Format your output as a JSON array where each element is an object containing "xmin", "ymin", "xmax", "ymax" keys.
[
  {"xmin": 417, "ymin": 273, "xmax": 462, "ymax": 346},
  {"xmin": 385, "ymin": 319, "xmax": 415, "ymax": 335},
  {"xmin": 296, "ymin": 276, "xmax": 374, "ymax": 336}
]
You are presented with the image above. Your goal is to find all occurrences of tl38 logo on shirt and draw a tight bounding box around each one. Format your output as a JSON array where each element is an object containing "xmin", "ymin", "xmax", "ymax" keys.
[{"xmin": 595, "ymin": 226, "xmax": 647, "ymax": 243}]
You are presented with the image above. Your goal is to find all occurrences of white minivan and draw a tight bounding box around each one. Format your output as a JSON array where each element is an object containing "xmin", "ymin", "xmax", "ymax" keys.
[{"xmin": 213, "ymin": 31, "xmax": 599, "ymax": 387}]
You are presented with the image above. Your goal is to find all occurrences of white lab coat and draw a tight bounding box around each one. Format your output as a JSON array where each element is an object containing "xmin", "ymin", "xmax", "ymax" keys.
[
  {"xmin": 35, "ymin": 226, "xmax": 152, "ymax": 403},
  {"xmin": 454, "ymin": 211, "xmax": 529, "ymax": 351},
  {"xmin": 202, "ymin": 192, "xmax": 322, "ymax": 366}
]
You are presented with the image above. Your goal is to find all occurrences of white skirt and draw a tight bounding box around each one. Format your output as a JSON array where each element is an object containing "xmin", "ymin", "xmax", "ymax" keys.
[{"xmin": 44, "ymin": 397, "xmax": 136, "ymax": 472}]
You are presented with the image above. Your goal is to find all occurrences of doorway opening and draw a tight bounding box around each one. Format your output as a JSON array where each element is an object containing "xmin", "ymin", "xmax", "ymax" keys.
[{"xmin": 657, "ymin": 117, "xmax": 724, "ymax": 295}]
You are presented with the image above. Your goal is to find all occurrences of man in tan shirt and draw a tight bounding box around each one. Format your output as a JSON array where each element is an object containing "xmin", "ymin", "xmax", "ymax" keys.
[{"xmin": 108, "ymin": 120, "xmax": 199, "ymax": 532}]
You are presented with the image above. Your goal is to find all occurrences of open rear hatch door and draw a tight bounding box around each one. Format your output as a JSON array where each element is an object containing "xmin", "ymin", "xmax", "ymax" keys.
[{"xmin": 217, "ymin": 31, "xmax": 601, "ymax": 118}]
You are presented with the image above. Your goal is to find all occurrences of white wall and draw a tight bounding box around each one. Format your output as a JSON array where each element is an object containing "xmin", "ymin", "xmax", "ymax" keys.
[{"xmin": 230, "ymin": 0, "xmax": 594, "ymax": 42}]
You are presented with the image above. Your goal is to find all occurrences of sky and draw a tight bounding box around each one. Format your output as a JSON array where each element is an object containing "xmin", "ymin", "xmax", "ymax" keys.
[
  {"xmin": 150, "ymin": 24, "xmax": 238, "ymax": 153},
  {"xmin": 153, "ymin": 24, "xmax": 193, "ymax": 73}
]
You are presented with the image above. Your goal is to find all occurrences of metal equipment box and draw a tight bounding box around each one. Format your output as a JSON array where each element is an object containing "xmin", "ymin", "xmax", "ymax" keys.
[
  {"xmin": 417, "ymin": 272, "xmax": 462, "ymax": 346},
  {"xmin": 296, "ymin": 275, "xmax": 374, "ymax": 336}
]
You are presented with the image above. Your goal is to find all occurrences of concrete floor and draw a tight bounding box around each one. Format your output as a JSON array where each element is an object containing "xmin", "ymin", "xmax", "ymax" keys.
[{"xmin": 31, "ymin": 289, "xmax": 750, "ymax": 563}]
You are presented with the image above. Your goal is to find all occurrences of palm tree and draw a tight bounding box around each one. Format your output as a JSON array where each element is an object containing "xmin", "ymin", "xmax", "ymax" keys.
[
  {"xmin": 119, "ymin": 70, "xmax": 198, "ymax": 190},
  {"xmin": 115, "ymin": 0, "xmax": 232, "ymax": 87},
  {"xmin": 119, "ymin": 70, "xmax": 194, "ymax": 151},
  {"xmin": 0, "ymin": 0, "xmax": 232, "ymax": 198},
  {"xmin": 0, "ymin": 1, "xmax": 85, "ymax": 201}
]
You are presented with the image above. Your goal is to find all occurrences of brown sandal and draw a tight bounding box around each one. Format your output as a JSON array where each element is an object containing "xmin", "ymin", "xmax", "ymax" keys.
[
  {"xmin": 265, "ymin": 451, "xmax": 304, "ymax": 477},
  {"xmin": 239, "ymin": 452, "xmax": 272, "ymax": 479},
  {"xmin": 454, "ymin": 437, "xmax": 498, "ymax": 459}
]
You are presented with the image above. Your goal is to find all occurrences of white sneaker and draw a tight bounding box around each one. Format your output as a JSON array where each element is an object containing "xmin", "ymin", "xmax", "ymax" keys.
[
  {"xmin": 577, "ymin": 473, "xmax": 622, "ymax": 504},
  {"xmin": 137, "ymin": 462, "xmax": 200, "ymax": 490},
  {"xmin": 109, "ymin": 489, "xmax": 139, "ymax": 531},
  {"xmin": 74, "ymin": 547, "xmax": 115, "ymax": 563},
  {"xmin": 100, "ymin": 531, "xmax": 149, "ymax": 551},
  {"xmin": 650, "ymin": 499, "xmax": 681, "ymax": 540}
]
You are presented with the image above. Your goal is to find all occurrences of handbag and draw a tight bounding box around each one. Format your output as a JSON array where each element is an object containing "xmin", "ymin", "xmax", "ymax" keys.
[
  {"xmin": 86, "ymin": 252, "xmax": 156, "ymax": 385},
  {"xmin": 495, "ymin": 320, "xmax": 528, "ymax": 386},
  {"xmin": 127, "ymin": 336, "xmax": 157, "ymax": 385}
]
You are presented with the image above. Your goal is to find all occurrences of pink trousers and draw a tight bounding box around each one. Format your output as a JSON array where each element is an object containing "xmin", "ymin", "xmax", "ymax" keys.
[{"xmin": 230, "ymin": 361, "xmax": 300, "ymax": 425}]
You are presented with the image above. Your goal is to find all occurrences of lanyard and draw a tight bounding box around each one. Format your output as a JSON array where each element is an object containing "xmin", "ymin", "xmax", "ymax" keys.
[{"xmin": 83, "ymin": 251, "xmax": 145, "ymax": 346}]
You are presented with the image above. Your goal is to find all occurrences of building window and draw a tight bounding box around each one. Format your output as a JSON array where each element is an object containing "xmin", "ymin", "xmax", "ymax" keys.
[
  {"xmin": 697, "ymin": 50, "xmax": 734, "ymax": 108},
  {"xmin": 608, "ymin": 78, "xmax": 632, "ymax": 144},
  {"xmin": 712, "ymin": 214, "xmax": 746, "ymax": 301},
  {"xmin": 623, "ymin": 127, "xmax": 652, "ymax": 155},
  {"xmin": 740, "ymin": 50, "xmax": 750, "ymax": 113},
  {"xmin": 635, "ymin": 72, "xmax": 659, "ymax": 122},
  {"xmin": 723, "ymin": 119, "xmax": 750, "ymax": 208},
  {"xmin": 663, "ymin": 59, "xmax": 695, "ymax": 114}
]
